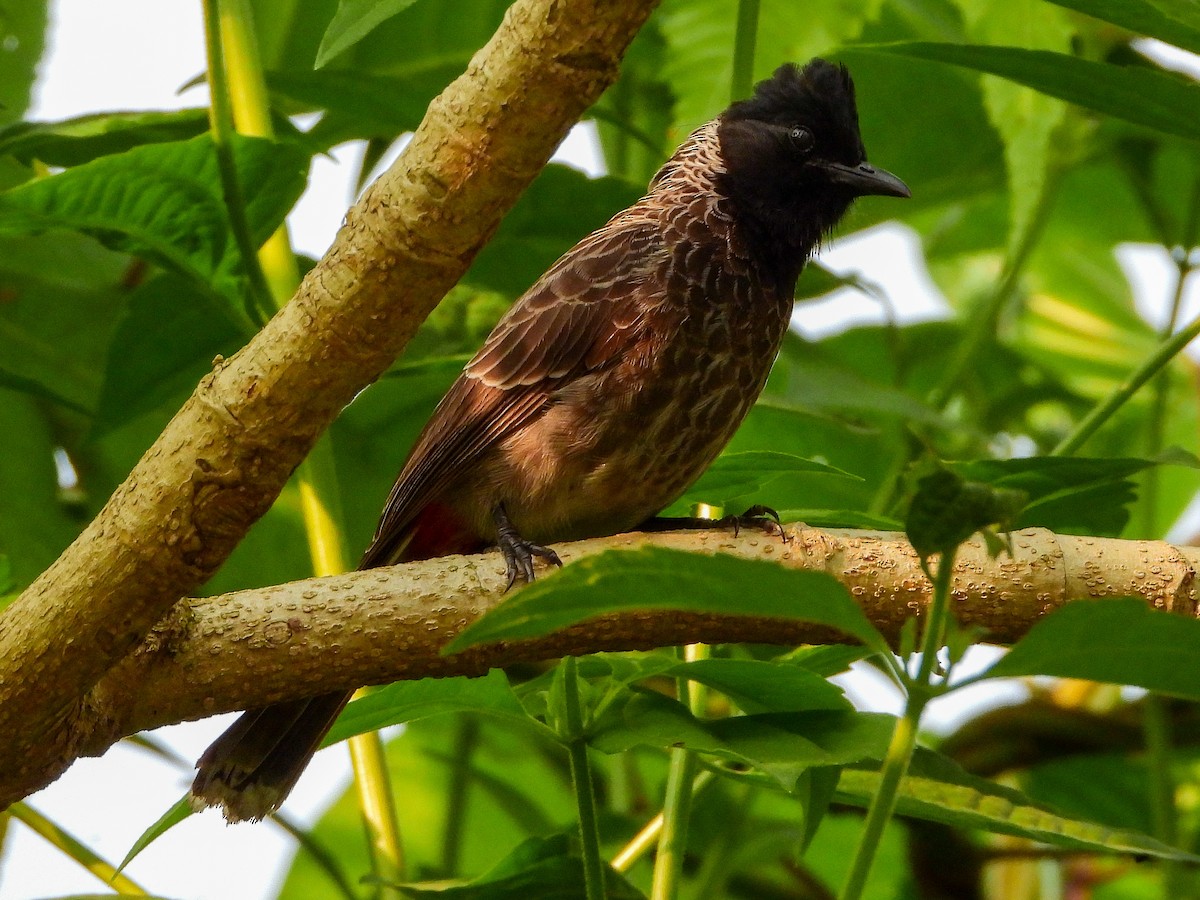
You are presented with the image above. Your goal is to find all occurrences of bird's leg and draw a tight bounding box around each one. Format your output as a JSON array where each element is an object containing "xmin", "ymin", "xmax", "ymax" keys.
[
  {"xmin": 494, "ymin": 503, "xmax": 563, "ymax": 589},
  {"xmin": 638, "ymin": 504, "xmax": 790, "ymax": 542}
]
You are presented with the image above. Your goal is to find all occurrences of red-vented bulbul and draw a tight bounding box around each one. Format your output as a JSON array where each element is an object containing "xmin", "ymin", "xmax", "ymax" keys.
[{"xmin": 191, "ymin": 58, "xmax": 909, "ymax": 822}]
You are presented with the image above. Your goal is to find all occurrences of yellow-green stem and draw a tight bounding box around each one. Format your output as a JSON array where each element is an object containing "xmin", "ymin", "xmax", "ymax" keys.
[
  {"xmin": 650, "ymin": 642, "xmax": 710, "ymax": 899},
  {"xmin": 347, "ymin": 725, "xmax": 405, "ymax": 896},
  {"xmin": 651, "ymin": 746, "xmax": 699, "ymax": 900},
  {"xmin": 563, "ymin": 656, "xmax": 607, "ymax": 900},
  {"xmin": 215, "ymin": 0, "xmax": 301, "ymax": 303},
  {"xmin": 610, "ymin": 770, "xmax": 716, "ymax": 873},
  {"xmin": 1144, "ymin": 694, "xmax": 1181, "ymax": 892},
  {"xmin": 1053, "ymin": 298, "xmax": 1200, "ymax": 457},
  {"xmin": 840, "ymin": 550, "xmax": 955, "ymax": 900},
  {"xmin": 442, "ymin": 716, "xmax": 480, "ymax": 875},
  {"xmin": 205, "ymin": 0, "xmax": 403, "ymax": 884},
  {"xmin": 731, "ymin": 0, "xmax": 761, "ymax": 102},
  {"xmin": 200, "ymin": 0, "xmax": 272, "ymax": 326},
  {"xmin": 1139, "ymin": 254, "xmax": 1193, "ymax": 536},
  {"xmin": 9, "ymin": 803, "xmax": 148, "ymax": 895}
]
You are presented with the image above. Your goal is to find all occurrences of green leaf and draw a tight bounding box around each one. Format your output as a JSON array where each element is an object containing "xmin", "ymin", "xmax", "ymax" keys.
[
  {"xmin": 0, "ymin": 133, "xmax": 309, "ymax": 306},
  {"xmin": 963, "ymin": 3, "xmax": 1071, "ymax": 255},
  {"xmin": 1046, "ymin": 0, "xmax": 1200, "ymax": 55},
  {"xmin": 905, "ymin": 466, "xmax": 1026, "ymax": 557},
  {"xmin": 316, "ymin": 0, "xmax": 423, "ymax": 67},
  {"xmin": 116, "ymin": 796, "xmax": 193, "ymax": 876},
  {"xmin": 836, "ymin": 748, "xmax": 1199, "ymax": 861},
  {"xmin": 0, "ymin": 0, "xmax": 46, "ymax": 128},
  {"xmin": 325, "ymin": 670, "xmax": 530, "ymax": 744},
  {"xmin": 952, "ymin": 455, "xmax": 1193, "ymax": 536},
  {"xmin": 796, "ymin": 765, "xmax": 841, "ymax": 853},
  {"xmin": 91, "ymin": 274, "xmax": 248, "ymax": 437},
  {"xmin": 277, "ymin": 716, "xmax": 579, "ymax": 897},
  {"xmin": 0, "ymin": 392, "xmax": 83, "ymax": 594},
  {"xmin": 0, "ymin": 231, "xmax": 131, "ymax": 413},
  {"xmin": 667, "ymin": 451, "xmax": 860, "ymax": 515},
  {"xmin": 0, "ymin": 109, "xmax": 211, "ymax": 167},
  {"xmin": 397, "ymin": 833, "xmax": 646, "ymax": 899},
  {"xmin": 445, "ymin": 547, "xmax": 891, "ymax": 656},
  {"xmin": 985, "ymin": 598, "xmax": 1200, "ymax": 699},
  {"xmin": 590, "ymin": 690, "xmax": 894, "ymax": 787},
  {"xmin": 1023, "ymin": 753, "xmax": 1154, "ymax": 835},
  {"xmin": 466, "ymin": 165, "xmax": 642, "ymax": 297},
  {"xmin": 0, "ymin": 365, "xmax": 89, "ymax": 413},
  {"xmin": 664, "ymin": 658, "xmax": 852, "ymax": 713},
  {"xmin": 268, "ymin": 67, "xmax": 464, "ymax": 146},
  {"xmin": 864, "ymin": 42, "xmax": 1200, "ymax": 141}
]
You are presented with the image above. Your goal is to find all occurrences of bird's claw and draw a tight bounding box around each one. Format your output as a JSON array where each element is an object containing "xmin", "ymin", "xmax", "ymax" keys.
[
  {"xmin": 495, "ymin": 504, "xmax": 562, "ymax": 591},
  {"xmin": 720, "ymin": 504, "xmax": 790, "ymax": 543}
]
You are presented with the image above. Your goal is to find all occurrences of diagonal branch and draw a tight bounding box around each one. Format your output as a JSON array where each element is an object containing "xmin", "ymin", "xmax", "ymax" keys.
[
  {"xmin": 3, "ymin": 523, "xmax": 1195, "ymax": 807},
  {"xmin": 0, "ymin": 0, "xmax": 657, "ymax": 796}
]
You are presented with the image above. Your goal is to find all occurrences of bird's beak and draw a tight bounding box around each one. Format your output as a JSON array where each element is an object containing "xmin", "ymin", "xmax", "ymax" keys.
[{"xmin": 817, "ymin": 160, "xmax": 911, "ymax": 199}]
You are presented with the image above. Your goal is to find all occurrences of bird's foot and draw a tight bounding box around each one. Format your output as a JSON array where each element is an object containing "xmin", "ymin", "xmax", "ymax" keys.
[
  {"xmin": 639, "ymin": 504, "xmax": 790, "ymax": 542},
  {"xmin": 494, "ymin": 504, "xmax": 562, "ymax": 590},
  {"xmin": 719, "ymin": 504, "xmax": 790, "ymax": 542}
]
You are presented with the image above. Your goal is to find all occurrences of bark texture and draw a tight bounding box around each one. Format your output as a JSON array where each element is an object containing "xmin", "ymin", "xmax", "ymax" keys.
[
  {"xmin": 2, "ymin": 524, "xmax": 1195, "ymax": 807},
  {"xmin": 0, "ymin": 0, "xmax": 657, "ymax": 804}
]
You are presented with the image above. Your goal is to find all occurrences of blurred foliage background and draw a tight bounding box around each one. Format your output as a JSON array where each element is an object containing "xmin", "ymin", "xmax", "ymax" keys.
[{"xmin": 3, "ymin": 0, "xmax": 1200, "ymax": 898}]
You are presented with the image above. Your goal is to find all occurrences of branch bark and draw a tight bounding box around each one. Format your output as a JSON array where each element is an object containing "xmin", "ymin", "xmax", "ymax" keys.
[
  {"xmin": 0, "ymin": 0, "xmax": 656, "ymax": 800},
  {"xmin": 3, "ymin": 523, "xmax": 1195, "ymax": 807}
]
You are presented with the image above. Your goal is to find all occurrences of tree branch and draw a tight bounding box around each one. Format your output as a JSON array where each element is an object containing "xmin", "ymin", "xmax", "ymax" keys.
[
  {"xmin": 0, "ymin": 0, "xmax": 656, "ymax": 795},
  {"xmin": 4, "ymin": 524, "xmax": 1195, "ymax": 807}
]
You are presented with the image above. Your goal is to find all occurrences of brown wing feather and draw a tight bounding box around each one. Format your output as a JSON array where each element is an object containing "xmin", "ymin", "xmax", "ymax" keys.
[{"xmin": 360, "ymin": 218, "xmax": 667, "ymax": 567}]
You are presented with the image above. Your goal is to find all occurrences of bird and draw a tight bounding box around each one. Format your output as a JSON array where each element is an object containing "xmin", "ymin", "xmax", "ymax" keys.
[{"xmin": 190, "ymin": 58, "xmax": 909, "ymax": 822}]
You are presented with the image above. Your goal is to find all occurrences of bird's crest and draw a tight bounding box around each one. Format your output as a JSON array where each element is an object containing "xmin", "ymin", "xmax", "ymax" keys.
[{"xmin": 723, "ymin": 60, "xmax": 866, "ymax": 164}]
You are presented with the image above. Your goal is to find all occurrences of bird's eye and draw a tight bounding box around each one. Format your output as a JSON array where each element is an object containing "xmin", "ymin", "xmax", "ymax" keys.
[{"xmin": 789, "ymin": 126, "xmax": 815, "ymax": 153}]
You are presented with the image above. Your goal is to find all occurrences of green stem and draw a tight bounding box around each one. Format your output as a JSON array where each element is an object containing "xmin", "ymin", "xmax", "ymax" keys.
[
  {"xmin": 691, "ymin": 781, "xmax": 753, "ymax": 897},
  {"xmin": 839, "ymin": 549, "xmax": 956, "ymax": 900},
  {"xmin": 610, "ymin": 770, "xmax": 716, "ymax": 873},
  {"xmin": 1140, "ymin": 253, "xmax": 1193, "ymax": 535},
  {"xmin": 563, "ymin": 656, "xmax": 607, "ymax": 900},
  {"xmin": 866, "ymin": 185, "xmax": 1057, "ymax": 518},
  {"xmin": 205, "ymin": 0, "xmax": 404, "ymax": 887},
  {"xmin": 442, "ymin": 716, "xmax": 480, "ymax": 876},
  {"xmin": 1143, "ymin": 694, "xmax": 1181, "ymax": 890},
  {"xmin": 200, "ymin": 0, "xmax": 272, "ymax": 327},
  {"xmin": 651, "ymin": 747, "xmax": 699, "ymax": 900},
  {"xmin": 731, "ymin": 0, "xmax": 761, "ymax": 102},
  {"xmin": 216, "ymin": 0, "xmax": 301, "ymax": 303},
  {"xmin": 927, "ymin": 187, "xmax": 1055, "ymax": 412},
  {"xmin": 1052, "ymin": 286, "xmax": 1199, "ymax": 457},
  {"xmin": 838, "ymin": 708, "xmax": 923, "ymax": 900},
  {"xmin": 9, "ymin": 803, "xmax": 148, "ymax": 895},
  {"xmin": 347, "ymin": 727, "xmax": 405, "ymax": 896},
  {"xmin": 651, "ymin": 643, "xmax": 710, "ymax": 899},
  {"xmin": 272, "ymin": 811, "xmax": 361, "ymax": 900}
]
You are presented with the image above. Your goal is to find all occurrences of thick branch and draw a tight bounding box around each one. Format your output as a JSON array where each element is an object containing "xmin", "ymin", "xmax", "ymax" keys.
[
  {"xmin": 3, "ymin": 523, "xmax": 1193, "ymax": 807},
  {"xmin": 0, "ymin": 0, "xmax": 655, "ymax": 786}
]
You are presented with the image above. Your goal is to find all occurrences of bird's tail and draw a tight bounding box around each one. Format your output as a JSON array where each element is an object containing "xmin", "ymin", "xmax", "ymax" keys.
[
  {"xmin": 190, "ymin": 503, "xmax": 485, "ymax": 822},
  {"xmin": 189, "ymin": 691, "xmax": 352, "ymax": 822}
]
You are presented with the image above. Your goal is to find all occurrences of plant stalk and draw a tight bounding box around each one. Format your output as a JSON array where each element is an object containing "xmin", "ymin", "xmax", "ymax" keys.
[
  {"xmin": 204, "ymin": 0, "xmax": 404, "ymax": 888},
  {"xmin": 9, "ymin": 803, "xmax": 148, "ymax": 895},
  {"xmin": 839, "ymin": 549, "xmax": 955, "ymax": 900},
  {"xmin": 610, "ymin": 770, "xmax": 716, "ymax": 873},
  {"xmin": 563, "ymin": 655, "xmax": 607, "ymax": 900},
  {"xmin": 731, "ymin": 0, "xmax": 761, "ymax": 102},
  {"xmin": 200, "ymin": 0, "xmax": 272, "ymax": 326},
  {"xmin": 1053, "ymin": 292, "xmax": 1200, "ymax": 457},
  {"xmin": 650, "ymin": 642, "xmax": 710, "ymax": 899}
]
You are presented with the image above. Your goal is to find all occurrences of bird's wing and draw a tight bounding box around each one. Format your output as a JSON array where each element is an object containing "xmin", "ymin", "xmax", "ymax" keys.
[{"xmin": 360, "ymin": 217, "xmax": 670, "ymax": 567}]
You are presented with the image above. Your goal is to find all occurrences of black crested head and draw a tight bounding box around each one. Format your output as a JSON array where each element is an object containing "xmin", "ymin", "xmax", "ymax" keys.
[{"xmin": 717, "ymin": 60, "xmax": 908, "ymax": 282}]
